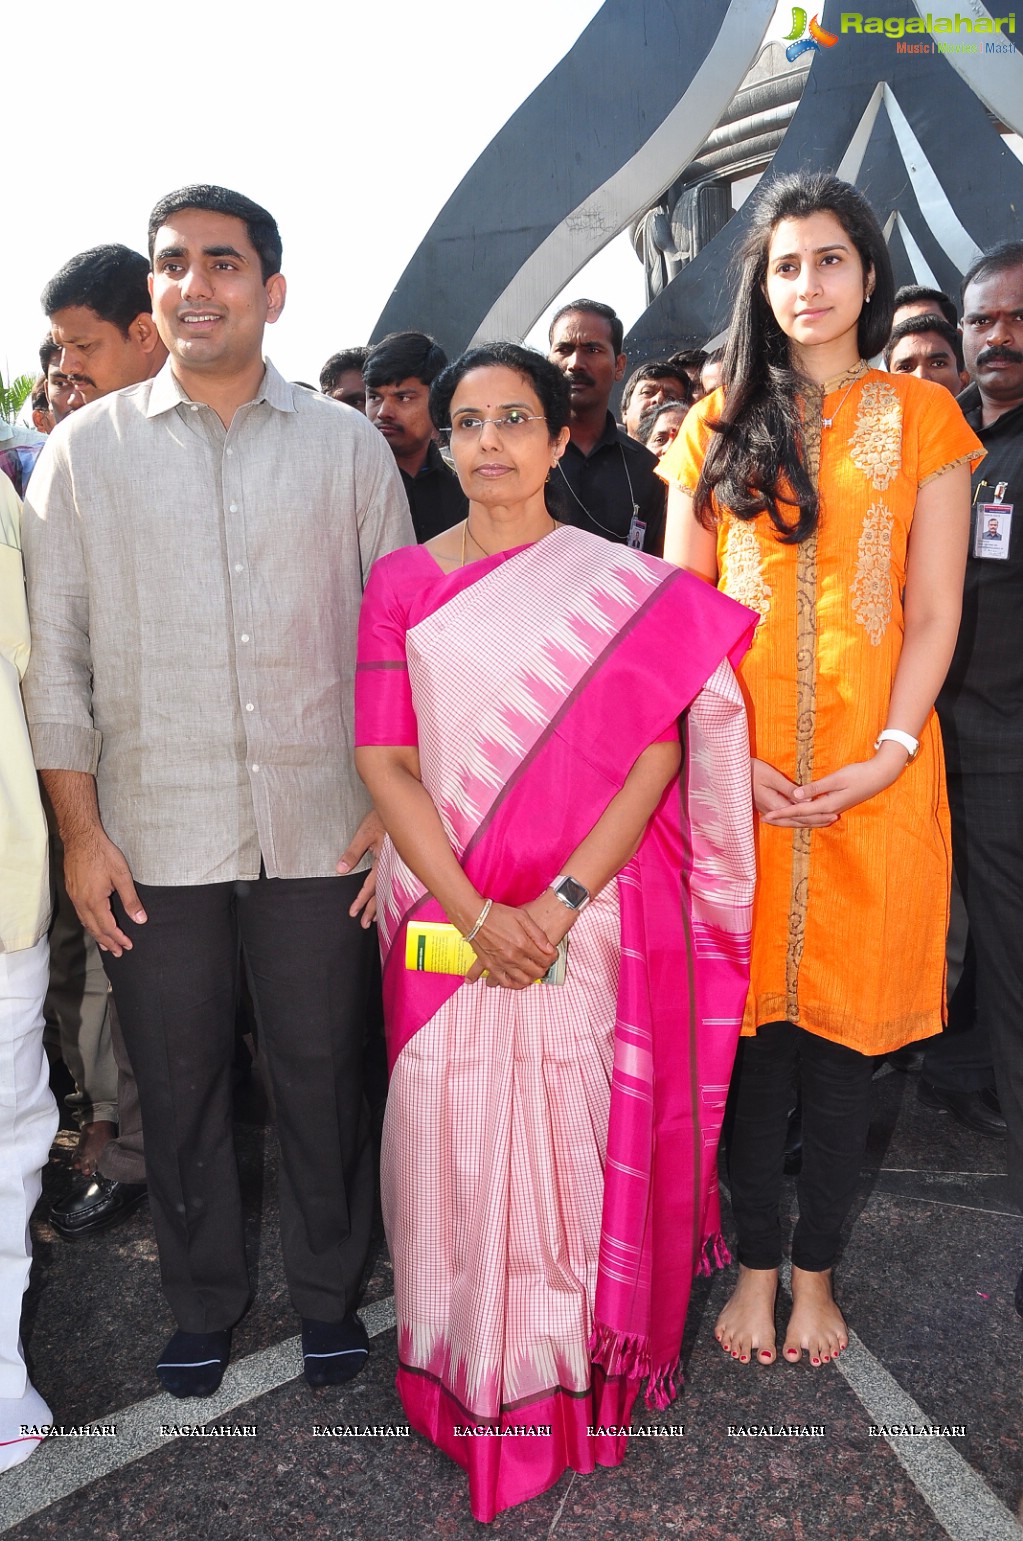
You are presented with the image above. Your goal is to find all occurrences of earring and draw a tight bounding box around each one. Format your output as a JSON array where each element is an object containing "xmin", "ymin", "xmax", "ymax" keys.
[{"xmin": 865, "ymin": 292, "xmax": 872, "ymax": 304}]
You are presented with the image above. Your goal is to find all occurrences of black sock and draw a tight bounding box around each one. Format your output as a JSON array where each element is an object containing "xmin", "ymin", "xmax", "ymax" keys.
[
  {"xmin": 157, "ymin": 1329, "xmax": 232, "ymax": 1398},
  {"xmin": 302, "ymin": 1312, "xmax": 369, "ymax": 1387}
]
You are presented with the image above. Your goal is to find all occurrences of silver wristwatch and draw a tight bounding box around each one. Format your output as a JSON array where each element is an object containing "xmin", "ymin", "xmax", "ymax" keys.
[{"xmin": 550, "ymin": 874, "xmax": 591, "ymax": 912}]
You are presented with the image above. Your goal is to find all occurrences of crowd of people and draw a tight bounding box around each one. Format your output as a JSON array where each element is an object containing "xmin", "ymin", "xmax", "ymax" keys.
[{"xmin": 1, "ymin": 171, "xmax": 1020, "ymax": 1524}]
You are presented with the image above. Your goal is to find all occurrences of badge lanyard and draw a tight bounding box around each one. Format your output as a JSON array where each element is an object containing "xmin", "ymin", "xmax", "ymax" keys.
[
  {"xmin": 973, "ymin": 477, "xmax": 1013, "ymax": 561},
  {"xmin": 558, "ymin": 444, "xmax": 645, "ymax": 548}
]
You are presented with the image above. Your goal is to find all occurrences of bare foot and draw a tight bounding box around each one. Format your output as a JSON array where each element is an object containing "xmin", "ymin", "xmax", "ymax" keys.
[
  {"xmin": 713, "ymin": 1265, "xmax": 779, "ymax": 1364},
  {"xmin": 71, "ymin": 1121, "xmax": 116, "ymax": 1178},
  {"xmin": 782, "ymin": 1266, "xmax": 848, "ymax": 1366}
]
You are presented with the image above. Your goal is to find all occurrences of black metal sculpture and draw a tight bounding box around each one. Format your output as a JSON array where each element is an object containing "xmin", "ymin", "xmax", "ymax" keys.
[{"xmin": 372, "ymin": 0, "xmax": 1023, "ymax": 362}]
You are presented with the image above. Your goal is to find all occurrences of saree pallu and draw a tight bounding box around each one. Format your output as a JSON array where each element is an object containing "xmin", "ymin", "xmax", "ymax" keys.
[{"xmin": 357, "ymin": 528, "xmax": 756, "ymax": 1521}]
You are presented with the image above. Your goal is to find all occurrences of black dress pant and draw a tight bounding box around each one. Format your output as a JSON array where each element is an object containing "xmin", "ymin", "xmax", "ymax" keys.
[
  {"xmin": 104, "ymin": 872, "xmax": 375, "ymax": 1332},
  {"xmin": 726, "ymin": 1021, "xmax": 875, "ymax": 1272},
  {"xmin": 939, "ymin": 769, "xmax": 1023, "ymax": 1209},
  {"xmin": 920, "ymin": 934, "xmax": 989, "ymax": 1090}
]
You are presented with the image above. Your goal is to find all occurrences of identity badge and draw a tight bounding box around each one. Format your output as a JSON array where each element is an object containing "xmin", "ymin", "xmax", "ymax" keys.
[
  {"xmin": 627, "ymin": 510, "xmax": 647, "ymax": 550},
  {"xmin": 975, "ymin": 503, "xmax": 1012, "ymax": 560}
]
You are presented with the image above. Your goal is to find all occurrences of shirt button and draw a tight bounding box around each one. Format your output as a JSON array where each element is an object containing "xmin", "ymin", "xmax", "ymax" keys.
[
  {"xmin": 226, "ymin": 447, "xmax": 234, "ymax": 456},
  {"xmin": 240, "ymin": 633, "xmax": 250, "ymax": 643},
  {"xmin": 252, "ymin": 764, "xmax": 260, "ymax": 773},
  {"xmin": 190, "ymin": 404, "xmax": 200, "ymax": 412},
  {"xmin": 234, "ymin": 562, "xmax": 244, "ymax": 573},
  {"xmin": 229, "ymin": 503, "xmax": 239, "ymax": 513},
  {"xmin": 245, "ymin": 702, "xmax": 254, "ymax": 712}
]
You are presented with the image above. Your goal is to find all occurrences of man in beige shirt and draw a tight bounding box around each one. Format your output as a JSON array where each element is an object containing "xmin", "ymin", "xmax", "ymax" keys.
[
  {"xmin": 24, "ymin": 184, "xmax": 414, "ymax": 1398},
  {"xmin": 0, "ymin": 474, "xmax": 59, "ymax": 1467}
]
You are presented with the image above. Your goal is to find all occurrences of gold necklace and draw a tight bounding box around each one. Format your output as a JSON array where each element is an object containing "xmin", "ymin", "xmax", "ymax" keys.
[{"xmin": 460, "ymin": 516, "xmax": 558, "ymax": 568}]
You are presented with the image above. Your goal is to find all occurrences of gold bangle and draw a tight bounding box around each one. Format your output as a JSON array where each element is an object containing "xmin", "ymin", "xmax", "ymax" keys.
[{"xmin": 463, "ymin": 899, "xmax": 493, "ymax": 944}]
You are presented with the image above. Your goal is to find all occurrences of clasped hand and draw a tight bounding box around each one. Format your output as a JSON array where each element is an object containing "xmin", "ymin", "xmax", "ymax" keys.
[
  {"xmin": 754, "ymin": 753, "xmax": 902, "ymax": 827},
  {"xmin": 465, "ymin": 892, "xmax": 573, "ymax": 989}
]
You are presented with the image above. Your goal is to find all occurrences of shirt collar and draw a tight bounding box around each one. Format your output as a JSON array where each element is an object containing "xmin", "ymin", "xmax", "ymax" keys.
[
  {"xmin": 419, "ymin": 441, "xmax": 448, "ymax": 476},
  {"xmin": 567, "ymin": 411, "xmax": 621, "ymax": 458},
  {"xmin": 145, "ymin": 356, "xmax": 297, "ymax": 418},
  {"xmin": 957, "ymin": 380, "xmax": 1023, "ymax": 438},
  {"xmin": 0, "ymin": 418, "xmax": 45, "ymax": 447}
]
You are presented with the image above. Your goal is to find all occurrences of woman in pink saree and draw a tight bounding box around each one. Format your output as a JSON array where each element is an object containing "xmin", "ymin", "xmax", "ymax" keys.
[{"xmin": 355, "ymin": 344, "xmax": 756, "ymax": 1522}]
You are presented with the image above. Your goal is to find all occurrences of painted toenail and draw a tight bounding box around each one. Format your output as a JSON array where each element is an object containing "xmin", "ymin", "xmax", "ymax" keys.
[{"xmin": 811, "ymin": 1357, "xmax": 820, "ymax": 1365}]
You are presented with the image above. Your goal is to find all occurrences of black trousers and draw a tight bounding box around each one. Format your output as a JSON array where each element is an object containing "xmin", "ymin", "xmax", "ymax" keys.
[
  {"xmin": 726, "ymin": 1021, "xmax": 875, "ymax": 1272},
  {"xmin": 936, "ymin": 769, "xmax": 1023, "ymax": 1208},
  {"xmin": 920, "ymin": 935, "xmax": 988, "ymax": 1089},
  {"xmin": 104, "ymin": 873, "xmax": 376, "ymax": 1332}
]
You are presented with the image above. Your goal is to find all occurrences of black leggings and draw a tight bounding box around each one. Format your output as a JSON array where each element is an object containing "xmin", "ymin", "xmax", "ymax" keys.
[{"xmin": 726, "ymin": 1021, "xmax": 875, "ymax": 1272}]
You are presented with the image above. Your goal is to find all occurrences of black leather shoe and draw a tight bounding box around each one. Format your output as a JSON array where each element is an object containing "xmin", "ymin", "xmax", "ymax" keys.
[
  {"xmin": 917, "ymin": 1079, "xmax": 1007, "ymax": 1137},
  {"xmin": 1015, "ymin": 1268, "xmax": 1023, "ymax": 1320},
  {"xmin": 49, "ymin": 1174, "xmax": 148, "ymax": 1238}
]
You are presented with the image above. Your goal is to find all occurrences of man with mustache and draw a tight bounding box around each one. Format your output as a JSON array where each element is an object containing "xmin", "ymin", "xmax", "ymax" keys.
[
  {"xmin": 930, "ymin": 243, "xmax": 1023, "ymax": 1314},
  {"xmin": 44, "ymin": 245, "xmax": 167, "ymax": 409},
  {"xmin": 34, "ymin": 246, "xmax": 166, "ymax": 1239},
  {"xmin": 548, "ymin": 300, "xmax": 665, "ymax": 554},
  {"xmin": 37, "ymin": 338, "xmax": 78, "ymax": 429}
]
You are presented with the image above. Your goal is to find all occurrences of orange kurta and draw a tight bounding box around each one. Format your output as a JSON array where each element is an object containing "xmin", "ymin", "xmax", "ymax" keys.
[{"xmin": 660, "ymin": 364, "xmax": 984, "ymax": 1054}]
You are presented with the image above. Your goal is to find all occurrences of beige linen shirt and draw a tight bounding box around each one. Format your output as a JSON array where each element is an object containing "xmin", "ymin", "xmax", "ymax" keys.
[
  {"xmin": 22, "ymin": 360, "xmax": 414, "ymax": 886},
  {"xmin": 0, "ymin": 477, "xmax": 49, "ymax": 951}
]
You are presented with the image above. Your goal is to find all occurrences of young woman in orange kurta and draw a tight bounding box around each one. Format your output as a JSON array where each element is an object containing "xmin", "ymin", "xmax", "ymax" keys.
[{"xmin": 659, "ymin": 172, "xmax": 982, "ymax": 1370}]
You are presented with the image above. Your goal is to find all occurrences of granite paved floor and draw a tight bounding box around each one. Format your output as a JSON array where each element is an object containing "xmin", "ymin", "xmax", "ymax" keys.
[{"xmin": 3, "ymin": 1062, "xmax": 1021, "ymax": 1540}]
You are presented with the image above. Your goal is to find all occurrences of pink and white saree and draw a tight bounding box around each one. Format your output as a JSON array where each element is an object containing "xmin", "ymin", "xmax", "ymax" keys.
[{"xmin": 356, "ymin": 527, "xmax": 756, "ymax": 1522}]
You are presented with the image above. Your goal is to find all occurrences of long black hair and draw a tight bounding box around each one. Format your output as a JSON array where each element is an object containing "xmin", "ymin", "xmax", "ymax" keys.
[{"xmin": 694, "ymin": 172, "xmax": 894, "ymax": 543}]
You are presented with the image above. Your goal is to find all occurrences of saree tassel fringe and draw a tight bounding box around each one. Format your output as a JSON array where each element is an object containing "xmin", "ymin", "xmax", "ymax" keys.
[
  {"xmin": 644, "ymin": 1359, "xmax": 682, "ymax": 1411},
  {"xmin": 589, "ymin": 1324, "xmax": 682, "ymax": 1411},
  {"xmin": 696, "ymin": 1231, "xmax": 732, "ymax": 1276},
  {"xmin": 588, "ymin": 1323, "xmax": 650, "ymax": 1380}
]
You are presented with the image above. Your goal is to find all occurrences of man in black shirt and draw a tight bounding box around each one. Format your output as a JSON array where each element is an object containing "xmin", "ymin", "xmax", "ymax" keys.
[
  {"xmin": 548, "ymin": 299, "xmax": 665, "ymax": 555},
  {"xmin": 364, "ymin": 331, "xmax": 466, "ymax": 543},
  {"xmin": 928, "ymin": 242, "xmax": 1023, "ymax": 1311}
]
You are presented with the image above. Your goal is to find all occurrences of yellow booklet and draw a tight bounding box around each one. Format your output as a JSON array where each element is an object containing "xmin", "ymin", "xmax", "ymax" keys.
[{"xmin": 405, "ymin": 922, "xmax": 568, "ymax": 985}]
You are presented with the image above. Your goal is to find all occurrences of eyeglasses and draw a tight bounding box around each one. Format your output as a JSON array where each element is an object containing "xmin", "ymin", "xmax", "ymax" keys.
[{"xmin": 445, "ymin": 411, "xmax": 546, "ymax": 442}]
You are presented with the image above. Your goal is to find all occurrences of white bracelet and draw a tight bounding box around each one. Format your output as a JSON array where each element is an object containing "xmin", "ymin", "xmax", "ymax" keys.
[
  {"xmin": 463, "ymin": 899, "xmax": 493, "ymax": 944},
  {"xmin": 874, "ymin": 728, "xmax": 920, "ymax": 761}
]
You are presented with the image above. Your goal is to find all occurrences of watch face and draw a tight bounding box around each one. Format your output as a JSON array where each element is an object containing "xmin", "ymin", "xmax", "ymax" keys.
[{"xmin": 557, "ymin": 876, "xmax": 589, "ymax": 909}]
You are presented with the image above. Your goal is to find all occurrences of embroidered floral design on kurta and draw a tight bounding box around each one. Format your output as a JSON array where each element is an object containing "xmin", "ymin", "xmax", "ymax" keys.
[
  {"xmin": 848, "ymin": 381, "xmax": 902, "ymax": 490},
  {"xmin": 845, "ymin": 379, "xmax": 902, "ymax": 646},
  {"xmin": 721, "ymin": 520, "xmax": 771, "ymax": 623},
  {"xmin": 784, "ymin": 393, "xmax": 824, "ymax": 1020},
  {"xmin": 851, "ymin": 500, "xmax": 895, "ymax": 645}
]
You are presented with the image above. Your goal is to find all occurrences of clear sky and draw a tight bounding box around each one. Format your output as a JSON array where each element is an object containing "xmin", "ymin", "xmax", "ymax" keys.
[
  {"xmin": 0, "ymin": 0, "xmax": 620, "ymax": 390},
  {"xmin": 1, "ymin": 2, "xmax": 807, "ymax": 398}
]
